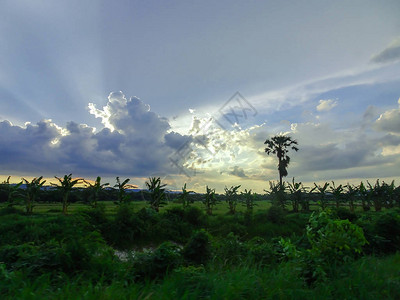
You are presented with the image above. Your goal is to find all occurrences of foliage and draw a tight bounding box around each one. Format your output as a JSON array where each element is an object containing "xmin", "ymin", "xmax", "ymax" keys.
[
  {"xmin": 266, "ymin": 181, "xmax": 287, "ymax": 209},
  {"xmin": 178, "ymin": 183, "xmax": 194, "ymax": 208},
  {"xmin": 114, "ymin": 177, "xmax": 135, "ymax": 205},
  {"xmin": 345, "ymin": 183, "xmax": 358, "ymax": 212},
  {"xmin": 182, "ymin": 229, "xmax": 212, "ymax": 265},
  {"xmin": 330, "ymin": 181, "xmax": 344, "ymax": 209},
  {"xmin": 131, "ymin": 241, "xmax": 182, "ymax": 280},
  {"xmin": 52, "ymin": 174, "xmax": 82, "ymax": 214},
  {"xmin": 264, "ymin": 134, "xmax": 299, "ymax": 185},
  {"xmin": 22, "ymin": 176, "xmax": 46, "ymax": 214},
  {"xmin": 287, "ymin": 178, "xmax": 305, "ymax": 212},
  {"xmin": 359, "ymin": 181, "xmax": 372, "ymax": 211},
  {"xmin": 302, "ymin": 210, "xmax": 367, "ymax": 284},
  {"xmin": 314, "ymin": 182, "xmax": 330, "ymax": 210},
  {"xmin": 145, "ymin": 177, "xmax": 167, "ymax": 212},
  {"xmin": 0, "ymin": 176, "xmax": 23, "ymax": 207},
  {"xmin": 373, "ymin": 209, "xmax": 400, "ymax": 253},
  {"xmin": 241, "ymin": 189, "xmax": 258, "ymax": 213},
  {"xmin": 202, "ymin": 186, "xmax": 218, "ymax": 215},
  {"xmin": 265, "ymin": 205, "xmax": 287, "ymax": 224},
  {"xmin": 84, "ymin": 176, "xmax": 109, "ymax": 208},
  {"xmin": 224, "ymin": 185, "xmax": 241, "ymax": 214}
]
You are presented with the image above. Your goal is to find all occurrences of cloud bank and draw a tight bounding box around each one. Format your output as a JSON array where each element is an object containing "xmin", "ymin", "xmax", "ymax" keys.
[{"xmin": 0, "ymin": 92, "xmax": 189, "ymax": 177}]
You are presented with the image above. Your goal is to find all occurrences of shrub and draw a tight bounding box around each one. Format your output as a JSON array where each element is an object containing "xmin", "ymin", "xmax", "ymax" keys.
[
  {"xmin": 183, "ymin": 229, "xmax": 212, "ymax": 265},
  {"xmin": 332, "ymin": 207, "xmax": 358, "ymax": 222},
  {"xmin": 183, "ymin": 206, "xmax": 206, "ymax": 227},
  {"xmin": 0, "ymin": 206, "xmax": 24, "ymax": 216},
  {"xmin": 302, "ymin": 210, "xmax": 367, "ymax": 285},
  {"xmin": 245, "ymin": 237, "xmax": 277, "ymax": 267},
  {"xmin": 106, "ymin": 204, "xmax": 144, "ymax": 249},
  {"xmin": 373, "ymin": 210, "xmax": 400, "ymax": 253},
  {"xmin": 132, "ymin": 241, "xmax": 182, "ymax": 280},
  {"xmin": 266, "ymin": 205, "xmax": 286, "ymax": 224},
  {"xmin": 214, "ymin": 232, "xmax": 247, "ymax": 265}
]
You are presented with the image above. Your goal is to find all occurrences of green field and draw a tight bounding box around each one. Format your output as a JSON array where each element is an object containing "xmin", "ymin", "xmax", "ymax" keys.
[{"xmin": 1, "ymin": 179, "xmax": 400, "ymax": 299}]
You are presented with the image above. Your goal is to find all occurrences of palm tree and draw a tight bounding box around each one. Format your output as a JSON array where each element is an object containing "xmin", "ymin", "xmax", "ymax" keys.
[{"xmin": 264, "ymin": 135, "xmax": 299, "ymax": 186}]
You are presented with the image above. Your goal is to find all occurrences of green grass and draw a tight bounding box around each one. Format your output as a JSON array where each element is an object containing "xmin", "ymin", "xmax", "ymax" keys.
[{"xmin": 2, "ymin": 254, "xmax": 399, "ymax": 299}]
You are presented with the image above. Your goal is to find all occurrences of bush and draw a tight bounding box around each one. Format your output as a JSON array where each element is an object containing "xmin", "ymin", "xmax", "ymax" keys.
[
  {"xmin": 0, "ymin": 206, "xmax": 24, "ymax": 216},
  {"xmin": 214, "ymin": 232, "xmax": 247, "ymax": 265},
  {"xmin": 106, "ymin": 204, "xmax": 144, "ymax": 249},
  {"xmin": 266, "ymin": 205, "xmax": 286, "ymax": 224},
  {"xmin": 81, "ymin": 203, "xmax": 108, "ymax": 229},
  {"xmin": 132, "ymin": 241, "xmax": 182, "ymax": 280},
  {"xmin": 183, "ymin": 206, "xmax": 206, "ymax": 227},
  {"xmin": 183, "ymin": 229, "xmax": 212, "ymax": 265},
  {"xmin": 373, "ymin": 210, "xmax": 400, "ymax": 253},
  {"xmin": 245, "ymin": 237, "xmax": 277, "ymax": 267},
  {"xmin": 301, "ymin": 210, "xmax": 367, "ymax": 285},
  {"xmin": 333, "ymin": 207, "xmax": 358, "ymax": 222}
]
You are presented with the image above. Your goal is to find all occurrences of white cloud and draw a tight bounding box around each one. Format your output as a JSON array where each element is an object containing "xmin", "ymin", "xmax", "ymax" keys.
[
  {"xmin": 374, "ymin": 98, "xmax": 400, "ymax": 134},
  {"xmin": 316, "ymin": 99, "xmax": 338, "ymax": 112}
]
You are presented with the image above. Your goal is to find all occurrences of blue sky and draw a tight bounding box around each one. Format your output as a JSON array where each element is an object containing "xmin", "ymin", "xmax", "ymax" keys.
[{"xmin": 1, "ymin": 0, "xmax": 400, "ymax": 192}]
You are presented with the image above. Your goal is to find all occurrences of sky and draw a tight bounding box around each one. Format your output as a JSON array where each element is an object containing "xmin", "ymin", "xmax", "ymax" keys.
[{"xmin": 1, "ymin": 0, "xmax": 400, "ymax": 193}]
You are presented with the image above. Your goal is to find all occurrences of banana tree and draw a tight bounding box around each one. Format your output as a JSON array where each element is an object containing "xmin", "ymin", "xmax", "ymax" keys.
[
  {"xmin": 382, "ymin": 180, "xmax": 395, "ymax": 209},
  {"xmin": 358, "ymin": 182, "xmax": 372, "ymax": 211},
  {"xmin": 203, "ymin": 186, "xmax": 218, "ymax": 215},
  {"xmin": 179, "ymin": 183, "xmax": 194, "ymax": 208},
  {"xmin": 314, "ymin": 182, "xmax": 330, "ymax": 210},
  {"xmin": 114, "ymin": 177, "xmax": 136, "ymax": 205},
  {"xmin": 145, "ymin": 177, "xmax": 167, "ymax": 212},
  {"xmin": 265, "ymin": 181, "xmax": 287, "ymax": 209},
  {"xmin": 287, "ymin": 178, "xmax": 305, "ymax": 212},
  {"xmin": 241, "ymin": 189, "xmax": 258, "ymax": 213},
  {"xmin": 23, "ymin": 176, "xmax": 46, "ymax": 214},
  {"xmin": 0, "ymin": 176, "xmax": 23, "ymax": 207},
  {"xmin": 84, "ymin": 176, "xmax": 109, "ymax": 208},
  {"xmin": 330, "ymin": 181, "xmax": 344, "ymax": 209},
  {"xmin": 52, "ymin": 174, "xmax": 82, "ymax": 214},
  {"xmin": 345, "ymin": 183, "xmax": 358, "ymax": 212},
  {"xmin": 225, "ymin": 185, "xmax": 241, "ymax": 214},
  {"xmin": 368, "ymin": 180, "xmax": 384, "ymax": 211}
]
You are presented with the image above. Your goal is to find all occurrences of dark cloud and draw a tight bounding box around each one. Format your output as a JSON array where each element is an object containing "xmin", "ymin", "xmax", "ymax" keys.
[
  {"xmin": 371, "ymin": 38, "xmax": 400, "ymax": 64},
  {"xmin": 0, "ymin": 92, "xmax": 190, "ymax": 178},
  {"xmin": 296, "ymin": 140, "xmax": 383, "ymax": 172},
  {"xmin": 230, "ymin": 166, "xmax": 248, "ymax": 178}
]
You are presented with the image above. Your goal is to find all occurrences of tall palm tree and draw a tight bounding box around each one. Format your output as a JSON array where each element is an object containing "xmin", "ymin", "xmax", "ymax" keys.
[{"xmin": 264, "ymin": 135, "xmax": 299, "ymax": 186}]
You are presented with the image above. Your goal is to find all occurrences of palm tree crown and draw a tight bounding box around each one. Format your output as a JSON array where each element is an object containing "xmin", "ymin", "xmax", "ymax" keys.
[{"xmin": 264, "ymin": 135, "xmax": 299, "ymax": 186}]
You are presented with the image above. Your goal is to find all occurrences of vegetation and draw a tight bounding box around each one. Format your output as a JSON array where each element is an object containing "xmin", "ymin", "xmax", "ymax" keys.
[
  {"xmin": 0, "ymin": 175, "xmax": 399, "ymax": 298},
  {"xmin": 264, "ymin": 135, "xmax": 299, "ymax": 186},
  {"xmin": 52, "ymin": 174, "xmax": 82, "ymax": 214},
  {"xmin": 145, "ymin": 177, "xmax": 167, "ymax": 212}
]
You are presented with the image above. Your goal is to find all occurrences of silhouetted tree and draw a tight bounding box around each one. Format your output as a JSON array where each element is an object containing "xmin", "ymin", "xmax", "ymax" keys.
[
  {"xmin": 84, "ymin": 176, "xmax": 109, "ymax": 208},
  {"xmin": 52, "ymin": 174, "xmax": 82, "ymax": 214},
  {"xmin": 23, "ymin": 176, "xmax": 46, "ymax": 214},
  {"xmin": 264, "ymin": 135, "xmax": 299, "ymax": 186}
]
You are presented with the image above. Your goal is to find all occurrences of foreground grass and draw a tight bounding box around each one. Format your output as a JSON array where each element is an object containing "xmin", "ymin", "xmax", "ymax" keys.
[{"xmin": 2, "ymin": 254, "xmax": 399, "ymax": 299}]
